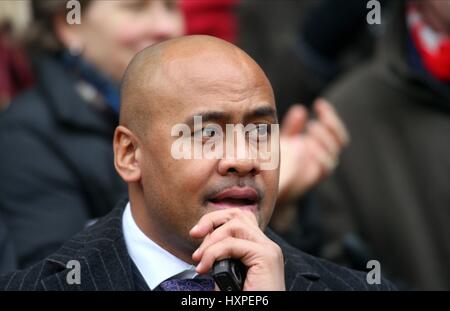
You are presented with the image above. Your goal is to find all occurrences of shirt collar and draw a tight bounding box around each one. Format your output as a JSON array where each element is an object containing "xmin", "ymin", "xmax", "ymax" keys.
[{"xmin": 122, "ymin": 202, "xmax": 197, "ymax": 290}]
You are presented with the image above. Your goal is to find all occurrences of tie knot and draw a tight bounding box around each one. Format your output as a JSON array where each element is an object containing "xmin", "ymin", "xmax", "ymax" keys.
[{"xmin": 158, "ymin": 278, "xmax": 215, "ymax": 291}]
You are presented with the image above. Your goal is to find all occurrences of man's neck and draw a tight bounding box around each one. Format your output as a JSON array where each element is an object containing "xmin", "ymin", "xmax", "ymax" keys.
[{"xmin": 128, "ymin": 198, "xmax": 196, "ymax": 264}]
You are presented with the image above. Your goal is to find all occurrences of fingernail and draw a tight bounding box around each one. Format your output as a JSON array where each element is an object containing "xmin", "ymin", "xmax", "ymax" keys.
[{"xmin": 196, "ymin": 262, "xmax": 203, "ymax": 272}]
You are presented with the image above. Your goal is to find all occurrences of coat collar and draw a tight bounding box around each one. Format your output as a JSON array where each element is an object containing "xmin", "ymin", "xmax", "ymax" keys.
[{"xmin": 32, "ymin": 54, "xmax": 118, "ymax": 135}]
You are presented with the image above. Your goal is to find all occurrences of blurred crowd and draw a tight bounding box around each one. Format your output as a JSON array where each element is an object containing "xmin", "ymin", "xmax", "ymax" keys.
[{"xmin": 0, "ymin": 0, "xmax": 449, "ymax": 290}]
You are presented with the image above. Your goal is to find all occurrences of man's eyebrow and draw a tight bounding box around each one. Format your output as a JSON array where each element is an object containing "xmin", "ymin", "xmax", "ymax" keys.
[
  {"xmin": 184, "ymin": 106, "xmax": 277, "ymax": 127},
  {"xmin": 245, "ymin": 106, "xmax": 278, "ymax": 122},
  {"xmin": 184, "ymin": 111, "xmax": 232, "ymax": 127}
]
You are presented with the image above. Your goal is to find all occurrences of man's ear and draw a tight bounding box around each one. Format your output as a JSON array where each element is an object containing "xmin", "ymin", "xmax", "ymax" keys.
[{"xmin": 114, "ymin": 125, "xmax": 141, "ymax": 183}]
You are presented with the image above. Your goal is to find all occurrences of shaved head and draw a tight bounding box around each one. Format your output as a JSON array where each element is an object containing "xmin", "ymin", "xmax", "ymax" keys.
[
  {"xmin": 119, "ymin": 35, "xmax": 274, "ymax": 136},
  {"xmin": 114, "ymin": 35, "xmax": 278, "ymax": 263}
]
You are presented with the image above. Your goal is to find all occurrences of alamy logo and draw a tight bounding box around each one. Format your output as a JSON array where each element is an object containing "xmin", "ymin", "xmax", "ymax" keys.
[
  {"xmin": 66, "ymin": 260, "xmax": 81, "ymax": 285},
  {"xmin": 366, "ymin": 0, "xmax": 381, "ymax": 25},
  {"xmin": 170, "ymin": 116, "xmax": 280, "ymax": 171},
  {"xmin": 366, "ymin": 260, "xmax": 381, "ymax": 285},
  {"xmin": 66, "ymin": 0, "xmax": 81, "ymax": 25}
]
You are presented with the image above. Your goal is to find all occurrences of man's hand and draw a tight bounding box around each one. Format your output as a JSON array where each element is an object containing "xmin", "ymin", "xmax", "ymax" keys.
[
  {"xmin": 190, "ymin": 208, "xmax": 285, "ymax": 291},
  {"xmin": 278, "ymin": 99, "xmax": 349, "ymax": 204}
]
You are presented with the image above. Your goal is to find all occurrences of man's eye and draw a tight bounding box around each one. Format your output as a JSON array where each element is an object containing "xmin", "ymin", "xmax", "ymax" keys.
[
  {"xmin": 248, "ymin": 124, "xmax": 271, "ymax": 142},
  {"xmin": 253, "ymin": 124, "xmax": 270, "ymax": 137},
  {"xmin": 203, "ymin": 127, "xmax": 217, "ymax": 138},
  {"xmin": 257, "ymin": 124, "xmax": 269, "ymax": 136},
  {"xmin": 192, "ymin": 125, "xmax": 221, "ymax": 139}
]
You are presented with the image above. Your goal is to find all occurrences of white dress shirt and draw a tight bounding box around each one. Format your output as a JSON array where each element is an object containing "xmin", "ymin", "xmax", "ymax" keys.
[{"xmin": 122, "ymin": 202, "xmax": 197, "ymax": 290}]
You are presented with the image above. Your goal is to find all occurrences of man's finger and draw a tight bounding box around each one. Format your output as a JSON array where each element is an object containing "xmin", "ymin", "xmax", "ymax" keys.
[
  {"xmin": 307, "ymin": 138, "xmax": 336, "ymax": 173},
  {"xmin": 190, "ymin": 208, "xmax": 257, "ymax": 238},
  {"xmin": 307, "ymin": 120, "xmax": 339, "ymax": 156},
  {"xmin": 192, "ymin": 218, "xmax": 264, "ymax": 262},
  {"xmin": 195, "ymin": 237, "xmax": 264, "ymax": 274},
  {"xmin": 281, "ymin": 104, "xmax": 308, "ymax": 136}
]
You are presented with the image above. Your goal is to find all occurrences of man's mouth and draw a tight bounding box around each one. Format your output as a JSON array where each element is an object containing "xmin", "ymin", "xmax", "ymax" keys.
[{"xmin": 207, "ymin": 187, "xmax": 259, "ymax": 212}]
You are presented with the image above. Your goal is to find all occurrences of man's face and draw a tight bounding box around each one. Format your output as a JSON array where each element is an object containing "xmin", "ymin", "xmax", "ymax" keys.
[{"xmin": 137, "ymin": 49, "xmax": 279, "ymax": 253}]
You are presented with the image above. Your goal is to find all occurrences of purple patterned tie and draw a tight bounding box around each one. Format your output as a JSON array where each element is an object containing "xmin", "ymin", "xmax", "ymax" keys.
[{"xmin": 158, "ymin": 278, "xmax": 215, "ymax": 291}]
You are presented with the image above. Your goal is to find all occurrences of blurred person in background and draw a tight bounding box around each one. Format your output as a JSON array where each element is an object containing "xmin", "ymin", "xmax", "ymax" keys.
[
  {"xmin": 0, "ymin": 0, "xmax": 34, "ymax": 109},
  {"xmin": 316, "ymin": 0, "xmax": 450, "ymax": 290},
  {"xmin": 0, "ymin": 0, "xmax": 34, "ymax": 275},
  {"xmin": 0, "ymin": 0, "xmax": 184, "ymax": 271}
]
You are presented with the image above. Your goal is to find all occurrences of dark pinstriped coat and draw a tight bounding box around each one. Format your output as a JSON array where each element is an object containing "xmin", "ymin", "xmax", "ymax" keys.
[{"xmin": 0, "ymin": 200, "xmax": 395, "ymax": 291}]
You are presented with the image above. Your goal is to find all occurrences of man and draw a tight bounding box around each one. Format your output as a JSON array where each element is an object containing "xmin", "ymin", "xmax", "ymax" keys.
[
  {"xmin": 316, "ymin": 0, "xmax": 450, "ymax": 290},
  {"xmin": 0, "ymin": 36, "xmax": 393, "ymax": 291}
]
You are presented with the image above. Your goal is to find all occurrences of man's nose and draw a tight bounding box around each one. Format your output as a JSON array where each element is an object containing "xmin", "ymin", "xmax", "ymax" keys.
[
  {"xmin": 217, "ymin": 125, "xmax": 261, "ymax": 177},
  {"xmin": 217, "ymin": 157, "xmax": 261, "ymax": 177}
]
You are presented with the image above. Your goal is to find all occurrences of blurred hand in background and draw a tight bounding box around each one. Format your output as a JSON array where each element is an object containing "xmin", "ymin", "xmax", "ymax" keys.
[{"xmin": 277, "ymin": 99, "xmax": 349, "ymax": 206}]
